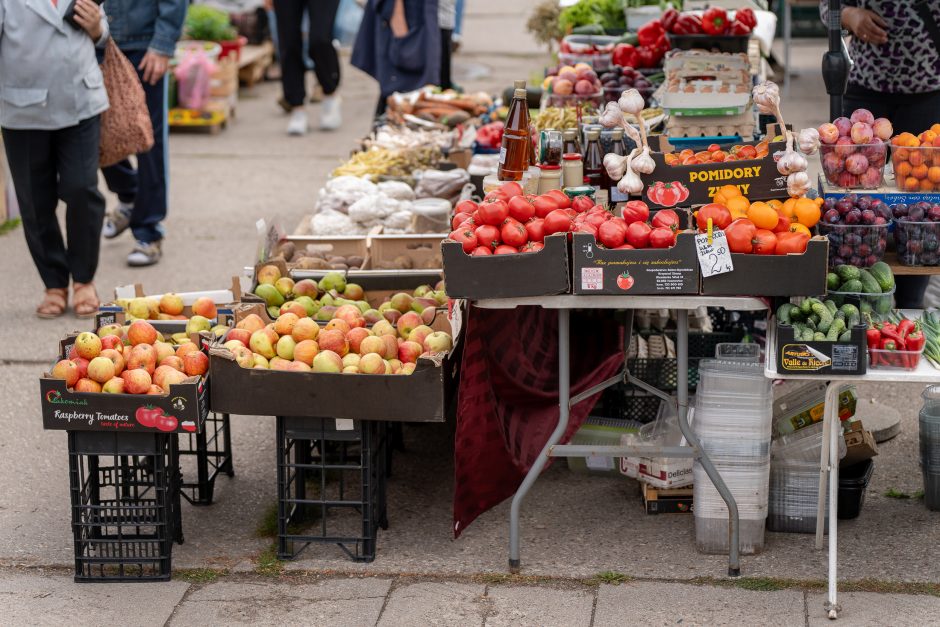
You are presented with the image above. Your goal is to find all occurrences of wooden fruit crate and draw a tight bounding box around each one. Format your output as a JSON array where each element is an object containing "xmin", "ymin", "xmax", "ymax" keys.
[{"xmin": 641, "ymin": 482, "xmax": 693, "ymax": 514}]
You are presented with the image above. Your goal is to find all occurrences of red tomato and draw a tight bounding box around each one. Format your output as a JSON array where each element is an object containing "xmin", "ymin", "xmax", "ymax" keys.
[
  {"xmin": 471, "ymin": 246, "xmax": 492, "ymax": 256},
  {"xmin": 500, "ymin": 218, "xmax": 529, "ymax": 247},
  {"xmin": 478, "ymin": 199, "xmax": 509, "ymax": 226},
  {"xmin": 725, "ymin": 218, "xmax": 756, "ymax": 253},
  {"xmin": 484, "ymin": 190, "xmax": 507, "ymax": 202},
  {"xmin": 499, "ymin": 181, "xmax": 524, "ymax": 198},
  {"xmin": 454, "ymin": 212, "xmax": 474, "ymax": 230},
  {"xmin": 616, "ymin": 272, "xmax": 635, "ymax": 290},
  {"xmin": 563, "ymin": 208, "xmax": 578, "ymax": 218},
  {"xmin": 615, "ymin": 244, "xmax": 636, "ymax": 249},
  {"xmin": 752, "ymin": 229, "xmax": 777, "ymax": 255},
  {"xmin": 135, "ymin": 406, "xmax": 163, "ymax": 428},
  {"xmin": 598, "ymin": 219, "xmax": 627, "ymax": 248},
  {"xmin": 533, "ymin": 195, "xmax": 559, "ymax": 218},
  {"xmin": 651, "ymin": 209, "xmax": 680, "ymax": 231},
  {"xmin": 772, "ymin": 214, "xmax": 791, "ymax": 233},
  {"xmin": 474, "ymin": 224, "xmax": 500, "ymax": 249},
  {"xmin": 577, "ymin": 223, "xmax": 599, "ymax": 239},
  {"xmin": 776, "ymin": 231, "xmax": 809, "ymax": 255},
  {"xmin": 155, "ymin": 414, "xmax": 178, "ymax": 432},
  {"xmin": 707, "ymin": 143, "xmax": 721, "ymax": 152},
  {"xmin": 545, "ymin": 189, "xmax": 571, "ymax": 209},
  {"xmin": 449, "ymin": 228, "xmax": 478, "ymax": 253},
  {"xmin": 543, "ymin": 209, "xmax": 573, "ymax": 235},
  {"xmin": 507, "ymin": 196, "xmax": 536, "ymax": 222},
  {"xmin": 526, "ymin": 242, "xmax": 545, "ymax": 252},
  {"xmin": 696, "ymin": 203, "xmax": 732, "ymax": 231},
  {"xmin": 525, "ymin": 218, "xmax": 546, "ymax": 243},
  {"xmin": 649, "ymin": 227, "xmax": 676, "ymax": 249},
  {"xmin": 454, "ymin": 199, "xmax": 478, "ymax": 216},
  {"xmin": 626, "ymin": 221, "xmax": 652, "ymax": 248},
  {"xmin": 494, "ymin": 245, "xmax": 518, "ymax": 255},
  {"xmin": 621, "ymin": 200, "xmax": 650, "ymax": 225},
  {"xmin": 571, "ymin": 195, "xmax": 594, "ymax": 213},
  {"xmin": 585, "ymin": 212, "xmax": 608, "ymax": 228}
]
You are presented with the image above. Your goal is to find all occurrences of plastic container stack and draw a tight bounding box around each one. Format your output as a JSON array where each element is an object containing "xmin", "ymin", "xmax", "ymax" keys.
[
  {"xmin": 920, "ymin": 386, "xmax": 940, "ymax": 510},
  {"xmin": 693, "ymin": 357, "xmax": 772, "ymax": 554}
]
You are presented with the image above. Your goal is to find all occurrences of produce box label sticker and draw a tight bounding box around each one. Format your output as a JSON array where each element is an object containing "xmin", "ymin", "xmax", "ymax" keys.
[
  {"xmin": 694, "ymin": 230, "xmax": 733, "ymax": 278},
  {"xmin": 581, "ymin": 267, "xmax": 604, "ymax": 290}
]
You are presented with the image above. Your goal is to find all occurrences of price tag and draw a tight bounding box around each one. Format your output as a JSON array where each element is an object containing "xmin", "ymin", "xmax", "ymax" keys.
[{"xmin": 694, "ymin": 229, "xmax": 734, "ymax": 278}]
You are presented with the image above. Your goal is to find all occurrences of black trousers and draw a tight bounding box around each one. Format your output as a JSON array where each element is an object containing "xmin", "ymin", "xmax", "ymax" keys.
[
  {"xmin": 440, "ymin": 28, "xmax": 453, "ymax": 90},
  {"xmin": 274, "ymin": 0, "xmax": 341, "ymax": 106},
  {"xmin": 843, "ymin": 84, "xmax": 940, "ymax": 308},
  {"xmin": 3, "ymin": 116, "xmax": 105, "ymax": 290}
]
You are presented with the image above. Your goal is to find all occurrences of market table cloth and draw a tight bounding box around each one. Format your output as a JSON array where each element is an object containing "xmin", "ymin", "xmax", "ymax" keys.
[{"xmin": 453, "ymin": 305, "xmax": 624, "ymax": 536}]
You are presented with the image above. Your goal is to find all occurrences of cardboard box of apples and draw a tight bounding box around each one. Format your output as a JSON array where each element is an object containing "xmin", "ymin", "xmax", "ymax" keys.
[{"xmin": 40, "ymin": 320, "xmax": 210, "ymax": 433}]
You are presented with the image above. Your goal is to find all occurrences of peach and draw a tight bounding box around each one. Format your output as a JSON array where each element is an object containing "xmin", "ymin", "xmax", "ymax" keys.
[
  {"xmin": 552, "ymin": 78, "xmax": 573, "ymax": 96},
  {"xmin": 51, "ymin": 359, "xmax": 80, "ymax": 387}
]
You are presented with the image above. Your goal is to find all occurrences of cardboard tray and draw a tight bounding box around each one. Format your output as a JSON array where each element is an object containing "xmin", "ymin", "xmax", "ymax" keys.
[
  {"xmin": 571, "ymin": 232, "xmax": 700, "ymax": 295},
  {"xmin": 442, "ymin": 232, "xmax": 570, "ymax": 300},
  {"xmin": 40, "ymin": 335, "xmax": 210, "ymax": 434},
  {"xmin": 96, "ymin": 281, "xmax": 239, "ymax": 330},
  {"xmin": 774, "ymin": 317, "xmax": 867, "ymax": 376},
  {"xmin": 701, "ymin": 237, "xmax": 829, "ymax": 296}
]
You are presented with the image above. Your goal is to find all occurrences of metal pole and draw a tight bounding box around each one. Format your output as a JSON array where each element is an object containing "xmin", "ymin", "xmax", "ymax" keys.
[
  {"xmin": 822, "ymin": 0, "xmax": 848, "ymax": 120},
  {"xmin": 815, "ymin": 383, "xmax": 839, "ymax": 547},
  {"xmin": 673, "ymin": 309, "xmax": 740, "ymax": 576},
  {"xmin": 827, "ymin": 386, "xmax": 841, "ymax": 619},
  {"xmin": 509, "ymin": 308, "xmax": 571, "ymax": 572}
]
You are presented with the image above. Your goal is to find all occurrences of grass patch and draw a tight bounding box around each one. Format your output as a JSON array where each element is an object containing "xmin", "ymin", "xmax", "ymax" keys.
[
  {"xmin": 0, "ymin": 218, "xmax": 20, "ymax": 236},
  {"xmin": 256, "ymin": 544, "xmax": 284, "ymax": 577},
  {"xmin": 176, "ymin": 568, "xmax": 226, "ymax": 584},
  {"xmin": 256, "ymin": 503, "xmax": 279, "ymax": 538},
  {"xmin": 591, "ymin": 571, "xmax": 631, "ymax": 585},
  {"xmin": 885, "ymin": 488, "xmax": 923, "ymax": 499}
]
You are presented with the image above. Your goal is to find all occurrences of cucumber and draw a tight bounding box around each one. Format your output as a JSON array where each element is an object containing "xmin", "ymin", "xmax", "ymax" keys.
[
  {"xmin": 836, "ymin": 264, "xmax": 861, "ymax": 283},
  {"xmin": 777, "ymin": 302, "xmax": 793, "ymax": 324},
  {"xmin": 812, "ymin": 302, "xmax": 834, "ymax": 334},
  {"xmin": 827, "ymin": 272, "xmax": 841, "ymax": 291},
  {"xmin": 805, "ymin": 319, "xmax": 817, "ymax": 331},
  {"xmin": 826, "ymin": 318, "xmax": 846, "ymax": 341},
  {"xmin": 839, "ymin": 303, "xmax": 860, "ymax": 320},
  {"xmin": 875, "ymin": 294, "xmax": 893, "ymax": 315},
  {"xmin": 788, "ymin": 305, "xmax": 802, "ymax": 322},
  {"xmin": 813, "ymin": 332, "xmax": 827, "ymax": 341},
  {"xmin": 800, "ymin": 298, "xmax": 814, "ymax": 315},
  {"xmin": 869, "ymin": 261, "xmax": 895, "ymax": 292},
  {"xmin": 825, "ymin": 300, "xmax": 838, "ymax": 315},
  {"xmin": 840, "ymin": 279, "xmax": 864, "ymax": 293},
  {"xmin": 858, "ymin": 269, "xmax": 882, "ymax": 294},
  {"xmin": 839, "ymin": 330, "xmax": 853, "ymax": 342}
]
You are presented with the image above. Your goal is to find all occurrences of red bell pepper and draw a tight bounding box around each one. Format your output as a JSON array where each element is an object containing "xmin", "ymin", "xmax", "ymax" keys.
[
  {"xmin": 866, "ymin": 326, "xmax": 882, "ymax": 350},
  {"xmin": 612, "ymin": 43, "xmax": 638, "ymax": 68},
  {"xmin": 635, "ymin": 46, "xmax": 656, "ymax": 69},
  {"xmin": 729, "ymin": 20, "xmax": 752, "ymax": 36},
  {"xmin": 702, "ymin": 7, "xmax": 729, "ymax": 35},
  {"xmin": 880, "ymin": 337, "xmax": 898, "ymax": 351},
  {"xmin": 637, "ymin": 20, "xmax": 665, "ymax": 47},
  {"xmin": 735, "ymin": 8, "xmax": 757, "ymax": 29},
  {"xmin": 897, "ymin": 318, "xmax": 915, "ymax": 340},
  {"xmin": 662, "ymin": 8, "xmax": 680, "ymax": 33},
  {"xmin": 906, "ymin": 325, "xmax": 926, "ymax": 351}
]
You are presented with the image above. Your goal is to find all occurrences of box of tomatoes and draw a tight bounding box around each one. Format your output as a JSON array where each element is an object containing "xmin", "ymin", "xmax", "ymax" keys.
[
  {"xmin": 701, "ymin": 236, "xmax": 830, "ymax": 296},
  {"xmin": 638, "ymin": 127, "xmax": 789, "ymax": 210}
]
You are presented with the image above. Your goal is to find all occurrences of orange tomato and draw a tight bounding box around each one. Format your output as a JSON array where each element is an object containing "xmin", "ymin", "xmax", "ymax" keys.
[
  {"xmin": 781, "ymin": 197, "xmax": 798, "ymax": 220},
  {"xmin": 746, "ymin": 201, "xmax": 779, "ymax": 230},
  {"xmin": 912, "ymin": 163, "xmax": 929, "ymax": 179},
  {"xmin": 896, "ymin": 161, "xmax": 913, "ymax": 178},
  {"xmin": 794, "ymin": 198, "xmax": 821, "ymax": 228},
  {"xmin": 679, "ymin": 148, "xmax": 694, "ymax": 160},
  {"xmin": 767, "ymin": 199, "xmax": 784, "ymax": 211},
  {"xmin": 694, "ymin": 151, "xmax": 711, "ymax": 161},
  {"xmin": 929, "ymin": 166, "xmax": 940, "ymax": 184},
  {"xmin": 725, "ymin": 195, "xmax": 750, "ymax": 213},
  {"xmin": 789, "ymin": 223, "xmax": 812, "ymax": 237},
  {"xmin": 710, "ymin": 150, "xmax": 727, "ymax": 162},
  {"xmin": 664, "ymin": 153, "xmax": 679, "ymax": 166},
  {"xmin": 737, "ymin": 145, "xmax": 758, "ymax": 159}
]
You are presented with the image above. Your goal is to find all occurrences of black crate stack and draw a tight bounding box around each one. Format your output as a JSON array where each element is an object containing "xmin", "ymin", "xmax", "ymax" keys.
[{"xmin": 178, "ymin": 412, "xmax": 234, "ymax": 505}]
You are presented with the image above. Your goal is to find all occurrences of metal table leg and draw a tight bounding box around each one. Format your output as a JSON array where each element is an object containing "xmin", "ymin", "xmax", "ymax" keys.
[
  {"xmin": 509, "ymin": 308, "xmax": 571, "ymax": 573},
  {"xmin": 673, "ymin": 309, "xmax": 741, "ymax": 576}
]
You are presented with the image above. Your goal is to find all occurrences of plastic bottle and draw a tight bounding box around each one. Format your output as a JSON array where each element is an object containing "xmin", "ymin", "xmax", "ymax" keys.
[
  {"xmin": 583, "ymin": 129, "xmax": 604, "ymax": 189},
  {"xmin": 497, "ymin": 83, "xmax": 531, "ymax": 181}
]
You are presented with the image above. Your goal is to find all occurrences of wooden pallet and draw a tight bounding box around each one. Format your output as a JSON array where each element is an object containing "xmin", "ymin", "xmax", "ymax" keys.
[
  {"xmin": 168, "ymin": 105, "xmax": 228, "ymax": 134},
  {"xmin": 641, "ymin": 481, "xmax": 693, "ymax": 514},
  {"xmin": 238, "ymin": 42, "xmax": 274, "ymax": 88}
]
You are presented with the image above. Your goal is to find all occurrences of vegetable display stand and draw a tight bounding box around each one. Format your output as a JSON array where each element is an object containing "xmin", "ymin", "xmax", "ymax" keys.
[
  {"xmin": 276, "ymin": 416, "xmax": 389, "ymax": 562},
  {"xmin": 68, "ymin": 431, "xmax": 182, "ymax": 582},
  {"xmin": 178, "ymin": 412, "xmax": 234, "ymax": 505}
]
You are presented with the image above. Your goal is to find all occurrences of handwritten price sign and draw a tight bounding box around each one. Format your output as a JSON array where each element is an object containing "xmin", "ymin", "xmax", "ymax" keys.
[{"xmin": 694, "ymin": 230, "xmax": 734, "ymax": 278}]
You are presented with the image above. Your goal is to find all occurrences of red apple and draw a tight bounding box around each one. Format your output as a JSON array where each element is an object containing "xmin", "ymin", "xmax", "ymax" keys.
[
  {"xmin": 100, "ymin": 335, "xmax": 124, "ymax": 352},
  {"xmin": 358, "ymin": 335, "xmax": 385, "ymax": 356},
  {"xmin": 325, "ymin": 318, "xmax": 351, "ymax": 335},
  {"xmin": 51, "ymin": 359, "xmax": 80, "ymax": 387},
  {"xmin": 227, "ymin": 328, "xmax": 252, "ymax": 346},
  {"xmin": 398, "ymin": 341, "xmax": 423, "ymax": 364},
  {"xmin": 74, "ymin": 378, "xmax": 101, "ymax": 393},
  {"xmin": 182, "ymin": 351, "xmax": 209, "ymax": 376},
  {"xmin": 87, "ymin": 356, "xmax": 116, "ymax": 384},
  {"xmin": 74, "ymin": 332, "xmax": 102, "ymax": 360},
  {"xmin": 396, "ymin": 311, "xmax": 422, "ymax": 339},
  {"xmin": 127, "ymin": 320, "xmax": 158, "ymax": 346},
  {"xmin": 192, "ymin": 297, "xmax": 217, "ymax": 319},
  {"xmin": 121, "ymin": 368, "xmax": 152, "ymax": 394},
  {"xmin": 102, "ymin": 377, "xmax": 125, "ymax": 394},
  {"xmin": 127, "ymin": 344, "xmax": 157, "ymax": 374},
  {"xmin": 346, "ymin": 327, "xmax": 372, "ymax": 354},
  {"xmin": 334, "ymin": 305, "xmax": 365, "ymax": 329},
  {"xmin": 236, "ymin": 313, "xmax": 265, "ymax": 333},
  {"xmin": 293, "ymin": 339, "xmax": 319, "ymax": 366},
  {"xmin": 312, "ymin": 350, "xmax": 343, "ymax": 372},
  {"xmin": 358, "ymin": 352, "xmax": 386, "ymax": 374},
  {"xmin": 176, "ymin": 342, "xmax": 200, "ymax": 358},
  {"xmin": 318, "ymin": 329, "xmax": 349, "ymax": 357},
  {"xmin": 290, "ymin": 318, "xmax": 319, "ymax": 342},
  {"xmin": 147, "ymin": 384, "xmax": 165, "ymax": 395},
  {"xmin": 381, "ymin": 335, "xmax": 398, "ymax": 360},
  {"xmin": 159, "ymin": 355, "xmax": 184, "ymax": 372},
  {"xmin": 154, "ymin": 341, "xmax": 175, "ymax": 364},
  {"xmin": 73, "ymin": 357, "xmax": 89, "ymax": 380},
  {"xmin": 274, "ymin": 312, "xmax": 300, "ymax": 337},
  {"xmin": 159, "ymin": 292, "xmax": 184, "ymax": 315},
  {"xmin": 100, "ymin": 348, "xmax": 125, "ymax": 374}
]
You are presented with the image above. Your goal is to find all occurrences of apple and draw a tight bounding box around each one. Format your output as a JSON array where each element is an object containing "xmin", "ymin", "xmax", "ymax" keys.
[
  {"xmin": 100, "ymin": 348, "xmax": 125, "ymax": 373},
  {"xmin": 389, "ymin": 293, "xmax": 414, "ymax": 314},
  {"xmin": 102, "ymin": 377, "xmax": 125, "ymax": 393},
  {"xmin": 424, "ymin": 332, "xmax": 453, "ymax": 354},
  {"xmin": 342, "ymin": 366, "xmax": 359, "ymax": 374},
  {"xmin": 358, "ymin": 335, "xmax": 385, "ymax": 356},
  {"xmin": 51, "ymin": 359, "xmax": 80, "ymax": 387},
  {"xmin": 74, "ymin": 378, "xmax": 102, "ymax": 393},
  {"xmin": 236, "ymin": 313, "xmax": 266, "ymax": 334},
  {"xmin": 100, "ymin": 335, "xmax": 124, "ymax": 353},
  {"xmin": 87, "ymin": 356, "xmax": 116, "ymax": 384},
  {"xmin": 334, "ymin": 304, "xmax": 365, "ymax": 329},
  {"xmin": 159, "ymin": 367, "xmax": 188, "ymax": 392},
  {"xmin": 159, "ymin": 355, "xmax": 184, "ymax": 372},
  {"xmin": 274, "ymin": 277, "xmax": 295, "ymax": 297},
  {"xmin": 274, "ymin": 312, "xmax": 300, "ymax": 336},
  {"xmin": 153, "ymin": 341, "xmax": 175, "ymax": 364},
  {"xmin": 73, "ymin": 357, "xmax": 89, "ymax": 380},
  {"xmin": 396, "ymin": 311, "xmax": 422, "ymax": 339},
  {"xmin": 176, "ymin": 342, "xmax": 200, "ymax": 358},
  {"xmin": 381, "ymin": 335, "xmax": 398, "ymax": 360},
  {"xmin": 182, "ymin": 351, "xmax": 209, "ymax": 376},
  {"xmin": 290, "ymin": 318, "xmax": 319, "ymax": 342},
  {"xmin": 325, "ymin": 318, "xmax": 351, "ymax": 335},
  {"xmin": 153, "ymin": 364, "xmax": 176, "ymax": 389},
  {"xmin": 372, "ymin": 320, "xmax": 396, "ymax": 337},
  {"xmin": 232, "ymin": 346, "xmax": 254, "ymax": 368},
  {"xmin": 97, "ymin": 323, "xmax": 123, "ymax": 338},
  {"xmin": 276, "ymin": 335, "xmax": 296, "ymax": 360},
  {"xmin": 126, "ymin": 320, "xmax": 157, "ymax": 346},
  {"xmin": 226, "ymin": 328, "xmax": 251, "ymax": 346},
  {"xmin": 290, "ymin": 360, "xmax": 312, "ymax": 372},
  {"xmin": 249, "ymin": 328, "xmax": 278, "ymax": 359},
  {"xmin": 317, "ymin": 329, "xmax": 349, "ymax": 357},
  {"xmin": 279, "ymin": 301, "xmax": 307, "ymax": 318},
  {"xmin": 121, "ymin": 369, "xmax": 151, "ymax": 394},
  {"xmin": 312, "ymin": 350, "xmax": 343, "ymax": 373},
  {"xmin": 293, "ymin": 279, "xmax": 319, "ymax": 298},
  {"xmin": 223, "ymin": 339, "xmax": 246, "ymax": 351},
  {"xmin": 398, "ymin": 341, "xmax": 423, "ymax": 364},
  {"xmin": 388, "ymin": 358, "xmax": 402, "ymax": 373},
  {"xmin": 147, "ymin": 385, "xmax": 165, "ymax": 395},
  {"xmin": 292, "ymin": 339, "xmax": 319, "ymax": 366},
  {"xmin": 252, "ymin": 353, "xmax": 270, "ymax": 368},
  {"xmin": 400, "ymin": 362, "xmax": 417, "ymax": 375},
  {"xmin": 74, "ymin": 332, "xmax": 102, "ymax": 360},
  {"xmin": 408, "ymin": 325, "xmax": 433, "ymax": 347},
  {"xmin": 343, "ymin": 283, "xmax": 364, "ymax": 300},
  {"xmin": 342, "ymin": 353, "xmax": 360, "ymax": 368},
  {"xmin": 127, "ymin": 344, "xmax": 157, "ymax": 374},
  {"xmin": 358, "ymin": 352, "xmax": 386, "ymax": 374},
  {"xmin": 127, "ymin": 298, "xmax": 151, "ymax": 320},
  {"xmin": 345, "ymin": 327, "xmax": 370, "ymax": 353}
]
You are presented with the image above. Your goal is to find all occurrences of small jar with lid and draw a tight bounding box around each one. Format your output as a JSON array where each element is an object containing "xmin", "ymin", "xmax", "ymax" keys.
[
  {"xmin": 562, "ymin": 153, "xmax": 584, "ymax": 189},
  {"xmin": 539, "ymin": 129, "xmax": 563, "ymax": 165},
  {"xmin": 537, "ymin": 164, "xmax": 562, "ymax": 194}
]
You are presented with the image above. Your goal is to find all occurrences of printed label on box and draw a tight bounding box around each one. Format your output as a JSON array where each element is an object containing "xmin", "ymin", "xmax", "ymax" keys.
[
  {"xmin": 581, "ymin": 267, "xmax": 603, "ymax": 291},
  {"xmin": 694, "ymin": 230, "xmax": 734, "ymax": 278},
  {"xmin": 831, "ymin": 345, "xmax": 859, "ymax": 371}
]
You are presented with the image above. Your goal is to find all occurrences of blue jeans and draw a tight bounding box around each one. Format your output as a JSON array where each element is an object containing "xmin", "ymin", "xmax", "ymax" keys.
[{"xmin": 101, "ymin": 48, "xmax": 169, "ymax": 244}]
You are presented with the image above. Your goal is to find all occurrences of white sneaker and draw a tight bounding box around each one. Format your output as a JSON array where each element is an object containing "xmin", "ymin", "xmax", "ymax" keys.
[
  {"xmin": 287, "ymin": 109, "xmax": 308, "ymax": 136},
  {"xmin": 102, "ymin": 202, "xmax": 133, "ymax": 239},
  {"xmin": 320, "ymin": 95, "xmax": 342, "ymax": 131}
]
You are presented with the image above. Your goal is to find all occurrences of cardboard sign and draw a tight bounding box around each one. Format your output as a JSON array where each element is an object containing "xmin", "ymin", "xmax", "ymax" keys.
[{"xmin": 694, "ymin": 230, "xmax": 734, "ymax": 278}]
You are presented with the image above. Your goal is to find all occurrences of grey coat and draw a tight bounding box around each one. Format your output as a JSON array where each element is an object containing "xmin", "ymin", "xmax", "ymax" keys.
[{"xmin": 0, "ymin": 0, "xmax": 109, "ymax": 130}]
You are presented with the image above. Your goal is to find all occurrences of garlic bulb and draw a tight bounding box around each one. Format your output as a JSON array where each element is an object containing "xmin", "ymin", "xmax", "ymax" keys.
[
  {"xmin": 599, "ymin": 101, "xmax": 625, "ymax": 129},
  {"xmin": 752, "ymin": 81, "xmax": 781, "ymax": 116},
  {"xmin": 617, "ymin": 152, "xmax": 644, "ymax": 195},
  {"xmin": 786, "ymin": 171, "xmax": 811, "ymax": 197},
  {"xmin": 632, "ymin": 146, "xmax": 655, "ymax": 175},
  {"xmin": 777, "ymin": 149, "xmax": 808, "ymax": 176},
  {"xmin": 604, "ymin": 152, "xmax": 628, "ymax": 181},
  {"xmin": 618, "ymin": 89, "xmax": 645, "ymax": 116},
  {"xmin": 798, "ymin": 127, "xmax": 820, "ymax": 155}
]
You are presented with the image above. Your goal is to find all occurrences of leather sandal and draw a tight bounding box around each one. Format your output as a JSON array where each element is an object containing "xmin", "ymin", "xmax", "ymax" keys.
[
  {"xmin": 36, "ymin": 288, "xmax": 68, "ymax": 319},
  {"xmin": 72, "ymin": 283, "xmax": 100, "ymax": 319}
]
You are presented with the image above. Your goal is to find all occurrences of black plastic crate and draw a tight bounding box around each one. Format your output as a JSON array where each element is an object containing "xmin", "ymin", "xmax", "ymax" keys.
[
  {"xmin": 838, "ymin": 459, "xmax": 874, "ymax": 520},
  {"xmin": 276, "ymin": 416, "xmax": 389, "ymax": 562},
  {"xmin": 595, "ymin": 388, "xmax": 662, "ymax": 424},
  {"xmin": 68, "ymin": 431, "xmax": 183, "ymax": 582},
  {"xmin": 178, "ymin": 412, "xmax": 234, "ymax": 505}
]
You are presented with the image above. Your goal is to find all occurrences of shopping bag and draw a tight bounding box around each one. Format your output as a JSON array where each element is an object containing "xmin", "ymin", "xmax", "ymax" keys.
[{"xmin": 99, "ymin": 39, "xmax": 154, "ymax": 167}]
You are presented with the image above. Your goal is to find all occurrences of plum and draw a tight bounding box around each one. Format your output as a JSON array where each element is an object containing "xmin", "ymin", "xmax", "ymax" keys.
[
  {"xmin": 835, "ymin": 136, "xmax": 855, "ymax": 158},
  {"xmin": 861, "ymin": 209, "xmax": 876, "ymax": 224},
  {"xmin": 893, "ymin": 203, "xmax": 909, "ymax": 218},
  {"xmin": 846, "ymin": 210, "xmax": 861, "ymax": 224},
  {"xmin": 836, "ymin": 198, "xmax": 854, "ymax": 214},
  {"xmin": 839, "ymin": 244, "xmax": 854, "ymax": 258},
  {"xmin": 558, "ymin": 70, "xmax": 578, "ymax": 84},
  {"xmin": 818, "ymin": 122, "xmax": 840, "ymax": 144},
  {"xmin": 910, "ymin": 205, "xmax": 926, "ymax": 221},
  {"xmin": 860, "ymin": 167, "xmax": 883, "ymax": 187},
  {"xmin": 822, "ymin": 150, "xmax": 844, "ymax": 175},
  {"xmin": 833, "ymin": 116, "xmax": 853, "ymax": 137},
  {"xmin": 928, "ymin": 205, "xmax": 940, "ymax": 221},
  {"xmin": 824, "ymin": 208, "xmax": 841, "ymax": 224},
  {"xmin": 845, "ymin": 153, "xmax": 869, "ymax": 175}
]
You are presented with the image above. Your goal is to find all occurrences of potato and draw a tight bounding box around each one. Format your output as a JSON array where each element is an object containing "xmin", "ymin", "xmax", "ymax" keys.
[
  {"xmin": 393, "ymin": 255, "xmax": 414, "ymax": 269},
  {"xmin": 346, "ymin": 256, "xmax": 365, "ymax": 269},
  {"xmin": 327, "ymin": 256, "xmax": 348, "ymax": 264},
  {"xmin": 276, "ymin": 241, "xmax": 296, "ymax": 262},
  {"xmin": 422, "ymin": 256, "xmax": 443, "ymax": 269},
  {"xmin": 329, "ymin": 263, "xmax": 349, "ymax": 270},
  {"xmin": 294, "ymin": 256, "xmax": 331, "ymax": 270}
]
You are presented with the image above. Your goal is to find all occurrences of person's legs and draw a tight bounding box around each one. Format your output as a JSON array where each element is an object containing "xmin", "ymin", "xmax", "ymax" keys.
[
  {"xmin": 100, "ymin": 158, "xmax": 137, "ymax": 238},
  {"xmin": 274, "ymin": 0, "xmax": 311, "ymax": 134},
  {"xmin": 440, "ymin": 28, "xmax": 453, "ymax": 90},
  {"xmin": 307, "ymin": 0, "xmax": 342, "ymax": 129}
]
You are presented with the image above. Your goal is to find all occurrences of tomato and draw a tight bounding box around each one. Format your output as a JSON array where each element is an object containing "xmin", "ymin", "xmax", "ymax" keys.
[
  {"xmin": 135, "ymin": 406, "xmax": 163, "ymax": 428},
  {"xmin": 616, "ymin": 272, "xmax": 635, "ymax": 290},
  {"xmin": 772, "ymin": 214, "xmax": 791, "ymax": 233},
  {"xmin": 499, "ymin": 181, "xmax": 524, "ymax": 198},
  {"xmin": 533, "ymin": 196, "xmax": 559, "ymax": 219},
  {"xmin": 454, "ymin": 199, "xmax": 478, "ymax": 216},
  {"xmin": 577, "ymin": 223, "xmax": 599, "ymax": 239},
  {"xmin": 500, "ymin": 218, "xmax": 529, "ymax": 247},
  {"xmin": 571, "ymin": 195, "xmax": 594, "ymax": 213},
  {"xmin": 449, "ymin": 228, "xmax": 478, "ymax": 253},
  {"xmin": 707, "ymin": 143, "xmax": 721, "ymax": 152},
  {"xmin": 452, "ymin": 212, "xmax": 472, "ymax": 230},
  {"xmin": 696, "ymin": 203, "xmax": 732, "ymax": 231},
  {"xmin": 526, "ymin": 242, "xmax": 544, "ymax": 252},
  {"xmin": 508, "ymin": 196, "xmax": 536, "ymax": 222},
  {"xmin": 478, "ymin": 199, "xmax": 509, "ymax": 226},
  {"xmin": 775, "ymin": 231, "xmax": 809, "ymax": 255},
  {"xmin": 545, "ymin": 189, "xmax": 571, "ymax": 209},
  {"xmin": 725, "ymin": 218, "xmax": 757, "ymax": 253},
  {"xmin": 752, "ymin": 229, "xmax": 777, "ymax": 255},
  {"xmin": 598, "ymin": 219, "xmax": 627, "ymax": 248},
  {"xmin": 615, "ymin": 244, "xmax": 636, "ymax": 250},
  {"xmin": 484, "ymin": 189, "xmax": 508, "ymax": 202},
  {"xmin": 626, "ymin": 221, "xmax": 652, "ymax": 248},
  {"xmin": 474, "ymin": 224, "xmax": 500, "ymax": 249},
  {"xmin": 155, "ymin": 414, "xmax": 178, "ymax": 432},
  {"xmin": 562, "ymin": 208, "xmax": 578, "ymax": 218},
  {"xmin": 648, "ymin": 227, "xmax": 676, "ymax": 249},
  {"xmin": 181, "ymin": 421, "xmax": 197, "ymax": 433},
  {"xmin": 543, "ymin": 210, "xmax": 573, "ymax": 235},
  {"xmin": 737, "ymin": 145, "xmax": 758, "ymax": 159},
  {"xmin": 471, "ymin": 246, "xmax": 492, "ymax": 256},
  {"xmin": 651, "ymin": 209, "xmax": 680, "ymax": 231},
  {"xmin": 647, "ymin": 182, "xmax": 686, "ymax": 207},
  {"xmin": 525, "ymin": 218, "xmax": 546, "ymax": 242},
  {"xmin": 621, "ymin": 200, "xmax": 650, "ymax": 225},
  {"xmin": 585, "ymin": 212, "xmax": 608, "ymax": 228},
  {"xmin": 494, "ymin": 245, "xmax": 517, "ymax": 255}
]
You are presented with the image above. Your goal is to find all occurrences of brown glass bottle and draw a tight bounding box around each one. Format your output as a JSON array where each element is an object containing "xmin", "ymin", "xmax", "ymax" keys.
[
  {"xmin": 498, "ymin": 86, "xmax": 531, "ymax": 181},
  {"xmin": 583, "ymin": 129, "xmax": 604, "ymax": 188},
  {"xmin": 563, "ymin": 128, "xmax": 582, "ymax": 156}
]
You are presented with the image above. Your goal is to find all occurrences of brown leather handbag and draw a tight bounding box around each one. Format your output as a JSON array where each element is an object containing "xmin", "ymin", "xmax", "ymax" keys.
[{"xmin": 98, "ymin": 39, "xmax": 154, "ymax": 167}]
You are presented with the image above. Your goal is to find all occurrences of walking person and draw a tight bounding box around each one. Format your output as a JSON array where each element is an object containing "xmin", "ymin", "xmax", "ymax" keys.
[
  {"xmin": 100, "ymin": 0, "xmax": 186, "ymax": 267},
  {"xmin": 1, "ymin": 0, "xmax": 110, "ymax": 318},
  {"xmin": 273, "ymin": 0, "xmax": 343, "ymax": 135}
]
